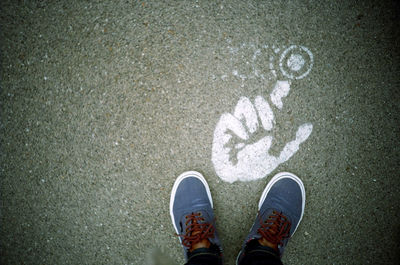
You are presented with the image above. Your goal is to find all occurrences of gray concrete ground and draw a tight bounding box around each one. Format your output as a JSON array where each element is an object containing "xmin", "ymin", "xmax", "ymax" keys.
[{"xmin": 1, "ymin": 1, "xmax": 399, "ymax": 264}]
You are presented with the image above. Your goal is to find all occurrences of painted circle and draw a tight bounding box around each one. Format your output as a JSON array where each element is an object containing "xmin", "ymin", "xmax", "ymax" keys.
[{"xmin": 279, "ymin": 45, "xmax": 313, "ymax": 80}]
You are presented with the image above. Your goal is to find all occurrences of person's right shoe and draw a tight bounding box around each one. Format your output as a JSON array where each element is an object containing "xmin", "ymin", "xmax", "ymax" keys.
[{"xmin": 237, "ymin": 172, "xmax": 305, "ymax": 264}]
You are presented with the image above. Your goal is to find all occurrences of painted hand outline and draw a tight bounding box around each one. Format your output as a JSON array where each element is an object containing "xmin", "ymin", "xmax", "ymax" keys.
[{"xmin": 212, "ymin": 81, "xmax": 313, "ymax": 183}]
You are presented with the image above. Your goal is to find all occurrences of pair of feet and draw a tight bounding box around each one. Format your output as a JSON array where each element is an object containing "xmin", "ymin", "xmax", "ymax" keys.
[{"xmin": 170, "ymin": 171, "xmax": 305, "ymax": 263}]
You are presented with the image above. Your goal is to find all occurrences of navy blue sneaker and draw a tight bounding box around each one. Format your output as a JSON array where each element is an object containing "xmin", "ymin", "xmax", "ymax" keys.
[
  {"xmin": 237, "ymin": 172, "xmax": 305, "ymax": 264},
  {"xmin": 170, "ymin": 171, "xmax": 223, "ymax": 261}
]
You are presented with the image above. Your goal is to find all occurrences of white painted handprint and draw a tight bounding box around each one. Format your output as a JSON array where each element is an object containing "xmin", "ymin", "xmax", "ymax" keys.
[{"xmin": 212, "ymin": 81, "xmax": 313, "ymax": 183}]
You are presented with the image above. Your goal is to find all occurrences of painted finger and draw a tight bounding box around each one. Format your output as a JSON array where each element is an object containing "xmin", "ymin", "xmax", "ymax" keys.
[
  {"xmin": 254, "ymin": 96, "xmax": 274, "ymax": 131},
  {"xmin": 270, "ymin": 80, "xmax": 290, "ymax": 109},
  {"xmin": 278, "ymin": 123, "xmax": 313, "ymax": 163},
  {"xmin": 214, "ymin": 113, "xmax": 248, "ymax": 147},
  {"xmin": 234, "ymin": 97, "xmax": 258, "ymax": 134}
]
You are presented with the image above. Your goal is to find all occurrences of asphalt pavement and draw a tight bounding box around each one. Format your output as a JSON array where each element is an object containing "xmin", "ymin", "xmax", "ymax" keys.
[{"xmin": 1, "ymin": 1, "xmax": 399, "ymax": 264}]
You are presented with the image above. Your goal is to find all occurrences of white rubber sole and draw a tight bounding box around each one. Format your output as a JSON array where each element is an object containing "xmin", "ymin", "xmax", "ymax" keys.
[
  {"xmin": 258, "ymin": 171, "xmax": 306, "ymax": 236},
  {"xmin": 169, "ymin": 171, "xmax": 213, "ymax": 235}
]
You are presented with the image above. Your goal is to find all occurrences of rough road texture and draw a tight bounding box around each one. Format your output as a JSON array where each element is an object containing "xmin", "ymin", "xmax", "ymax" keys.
[{"xmin": 1, "ymin": 1, "xmax": 399, "ymax": 264}]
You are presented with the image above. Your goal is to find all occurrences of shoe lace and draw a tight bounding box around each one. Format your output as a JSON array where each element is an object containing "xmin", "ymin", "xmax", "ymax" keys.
[
  {"xmin": 257, "ymin": 210, "xmax": 291, "ymax": 247},
  {"xmin": 178, "ymin": 212, "xmax": 215, "ymax": 248}
]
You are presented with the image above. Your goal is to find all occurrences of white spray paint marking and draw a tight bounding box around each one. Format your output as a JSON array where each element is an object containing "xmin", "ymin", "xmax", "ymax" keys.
[
  {"xmin": 279, "ymin": 45, "xmax": 313, "ymax": 80},
  {"xmin": 224, "ymin": 42, "xmax": 313, "ymax": 81},
  {"xmin": 212, "ymin": 81, "xmax": 313, "ymax": 183},
  {"xmin": 278, "ymin": 123, "xmax": 313, "ymax": 163},
  {"xmin": 270, "ymin": 80, "xmax": 291, "ymax": 109},
  {"xmin": 211, "ymin": 43, "xmax": 314, "ymax": 183}
]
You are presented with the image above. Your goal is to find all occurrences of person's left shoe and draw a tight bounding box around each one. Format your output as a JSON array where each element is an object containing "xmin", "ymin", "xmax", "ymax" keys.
[
  {"xmin": 170, "ymin": 171, "xmax": 222, "ymax": 261},
  {"xmin": 236, "ymin": 172, "xmax": 305, "ymax": 265}
]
